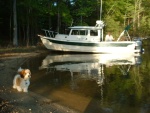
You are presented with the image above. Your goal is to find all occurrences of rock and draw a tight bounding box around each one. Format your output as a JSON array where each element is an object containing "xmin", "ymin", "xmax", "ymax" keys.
[{"xmin": 0, "ymin": 63, "xmax": 5, "ymax": 67}]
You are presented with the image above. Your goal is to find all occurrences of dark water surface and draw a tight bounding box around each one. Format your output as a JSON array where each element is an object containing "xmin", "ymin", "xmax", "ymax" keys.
[{"xmin": 22, "ymin": 47, "xmax": 150, "ymax": 113}]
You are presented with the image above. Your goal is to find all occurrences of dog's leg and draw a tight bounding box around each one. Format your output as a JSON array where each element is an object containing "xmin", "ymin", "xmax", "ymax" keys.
[
  {"xmin": 13, "ymin": 78, "xmax": 17, "ymax": 89},
  {"xmin": 16, "ymin": 86, "xmax": 22, "ymax": 92},
  {"xmin": 13, "ymin": 84, "xmax": 17, "ymax": 89},
  {"xmin": 23, "ymin": 88, "xmax": 28, "ymax": 92}
]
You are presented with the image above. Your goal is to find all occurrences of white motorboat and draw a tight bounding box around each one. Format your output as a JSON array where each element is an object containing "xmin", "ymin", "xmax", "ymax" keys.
[{"xmin": 38, "ymin": 20, "xmax": 143, "ymax": 53}]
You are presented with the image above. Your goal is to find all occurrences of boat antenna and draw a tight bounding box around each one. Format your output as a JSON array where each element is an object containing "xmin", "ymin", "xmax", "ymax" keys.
[{"xmin": 100, "ymin": 0, "xmax": 102, "ymax": 20}]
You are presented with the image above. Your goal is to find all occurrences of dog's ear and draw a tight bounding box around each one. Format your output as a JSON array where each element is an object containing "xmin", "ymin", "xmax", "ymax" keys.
[{"xmin": 19, "ymin": 70, "xmax": 25, "ymax": 78}]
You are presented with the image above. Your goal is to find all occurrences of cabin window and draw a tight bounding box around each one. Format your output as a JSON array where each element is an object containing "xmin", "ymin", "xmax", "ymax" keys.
[
  {"xmin": 71, "ymin": 30, "xmax": 78, "ymax": 35},
  {"xmin": 71, "ymin": 30, "xmax": 88, "ymax": 35},
  {"xmin": 90, "ymin": 30, "xmax": 98, "ymax": 36}
]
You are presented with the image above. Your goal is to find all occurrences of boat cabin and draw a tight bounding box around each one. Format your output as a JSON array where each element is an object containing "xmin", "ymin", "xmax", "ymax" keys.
[{"xmin": 55, "ymin": 20, "xmax": 104, "ymax": 42}]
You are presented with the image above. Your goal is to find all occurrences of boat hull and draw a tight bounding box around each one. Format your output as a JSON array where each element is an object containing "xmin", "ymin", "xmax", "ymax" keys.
[{"xmin": 39, "ymin": 36, "xmax": 142, "ymax": 53}]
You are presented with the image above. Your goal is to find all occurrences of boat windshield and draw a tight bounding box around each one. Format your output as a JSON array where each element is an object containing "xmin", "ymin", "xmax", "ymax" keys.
[
  {"xmin": 90, "ymin": 30, "xmax": 98, "ymax": 36},
  {"xmin": 71, "ymin": 30, "xmax": 88, "ymax": 35}
]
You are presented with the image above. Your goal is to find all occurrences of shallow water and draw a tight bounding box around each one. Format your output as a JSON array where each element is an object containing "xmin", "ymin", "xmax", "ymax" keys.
[{"xmin": 22, "ymin": 48, "xmax": 150, "ymax": 113}]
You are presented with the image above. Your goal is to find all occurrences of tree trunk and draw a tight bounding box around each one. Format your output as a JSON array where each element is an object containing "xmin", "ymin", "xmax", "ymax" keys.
[
  {"xmin": 48, "ymin": 2, "xmax": 52, "ymax": 30},
  {"xmin": 13, "ymin": 0, "xmax": 18, "ymax": 46},
  {"xmin": 26, "ymin": 18, "xmax": 29, "ymax": 47},
  {"xmin": 57, "ymin": 8, "xmax": 60, "ymax": 32},
  {"xmin": 137, "ymin": 0, "xmax": 141, "ymax": 28},
  {"xmin": 26, "ymin": 8, "xmax": 30, "ymax": 47},
  {"xmin": 57, "ymin": 0, "xmax": 60, "ymax": 32}
]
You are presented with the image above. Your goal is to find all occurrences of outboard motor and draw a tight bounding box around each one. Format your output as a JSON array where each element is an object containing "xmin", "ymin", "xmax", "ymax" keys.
[{"xmin": 133, "ymin": 37, "xmax": 144, "ymax": 53}]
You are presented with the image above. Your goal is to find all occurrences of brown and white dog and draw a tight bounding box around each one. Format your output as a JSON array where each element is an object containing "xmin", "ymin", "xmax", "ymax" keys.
[{"xmin": 13, "ymin": 67, "xmax": 31, "ymax": 92}]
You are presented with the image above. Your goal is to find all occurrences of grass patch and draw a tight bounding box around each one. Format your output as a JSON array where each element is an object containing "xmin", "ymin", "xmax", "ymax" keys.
[{"xmin": 0, "ymin": 46, "xmax": 47, "ymax": 54}]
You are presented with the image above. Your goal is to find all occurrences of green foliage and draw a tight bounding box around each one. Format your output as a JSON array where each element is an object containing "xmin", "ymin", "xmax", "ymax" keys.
[
  {"xmin": 138, "ymin": 16, "xmax": 150, "ymax": 36},
  {"xmin": 104, "ymin": 16, "xmax": 121, "ymax": 39},
  {"xmin": 58, "ymin": 2, "xmax": 72, "ymax": 26},
  {"xmin": 70, "ymin": 0, "xmax": 97, "ymax": 25},
  {"xmin": 1, "ymin": 0, "xmax": 150, "ymax": 45},
  {"xmin": 73, "ymin": 0, "xmax": 97, "ymax": 17}
]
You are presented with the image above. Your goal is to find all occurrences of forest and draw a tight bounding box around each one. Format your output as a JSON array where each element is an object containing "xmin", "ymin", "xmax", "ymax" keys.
[{"xmin": 0, "ymin": 0, "xmax": 150, "ymax": 47}]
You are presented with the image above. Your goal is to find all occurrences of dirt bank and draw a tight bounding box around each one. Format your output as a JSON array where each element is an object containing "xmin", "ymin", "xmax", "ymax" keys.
[{"xmin": 0, "ymin": 49, "xmax": 78, "ymax": 113}]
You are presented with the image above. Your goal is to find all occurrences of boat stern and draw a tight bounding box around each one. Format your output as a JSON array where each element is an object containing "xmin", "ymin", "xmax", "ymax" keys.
[{"xmin": 134, "ymin": 38, "xmax": 143, "ymax": 53}]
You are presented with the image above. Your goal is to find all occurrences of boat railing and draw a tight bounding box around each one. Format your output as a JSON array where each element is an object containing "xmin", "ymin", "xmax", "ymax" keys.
[
  {"xmin": 117, "ymin": 30, "xmax": 131, "ymax": 41},
  {"xmin": 42, "ymin": 29, "xmax": 58, "ymax": 38}
]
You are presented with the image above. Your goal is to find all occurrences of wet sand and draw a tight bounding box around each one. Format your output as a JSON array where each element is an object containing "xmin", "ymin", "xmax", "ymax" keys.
[{"xmin": 0, "ymin": 51, "xmax": 78, "ymax": 113}]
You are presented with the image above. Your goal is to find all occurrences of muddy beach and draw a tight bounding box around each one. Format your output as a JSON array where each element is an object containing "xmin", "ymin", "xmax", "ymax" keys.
[{"xmin": 0, "ymin": 49, "xmax": 78, "ymax": 113}]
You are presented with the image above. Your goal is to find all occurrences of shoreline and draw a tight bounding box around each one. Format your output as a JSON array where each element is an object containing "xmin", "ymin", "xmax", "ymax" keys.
[{"xmin": 0, "ymin": 48, "xmax": 79, "ymax": 113}]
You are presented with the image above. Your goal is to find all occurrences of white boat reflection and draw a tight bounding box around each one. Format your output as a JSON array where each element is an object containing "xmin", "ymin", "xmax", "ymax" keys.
[{"xmin": 39, "ymin": 53, "xmax": 141, "ymax": 86}]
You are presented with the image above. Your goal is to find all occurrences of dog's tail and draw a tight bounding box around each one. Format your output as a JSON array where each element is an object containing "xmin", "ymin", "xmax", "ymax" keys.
[{"xmin": 18, "ymin": 67, "xmax": 23, "ymax": 72}]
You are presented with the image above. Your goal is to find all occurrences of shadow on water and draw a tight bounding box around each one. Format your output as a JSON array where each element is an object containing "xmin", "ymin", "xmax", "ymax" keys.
[{"xmin": 22, "ymin": 52, "xmax": 150, "ymax": 113}]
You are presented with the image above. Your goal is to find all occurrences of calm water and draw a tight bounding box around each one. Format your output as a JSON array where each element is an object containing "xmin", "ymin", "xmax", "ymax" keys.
[{"xmin": 22, "ymin": 47, "xmax": 150, "ymax": 113}]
